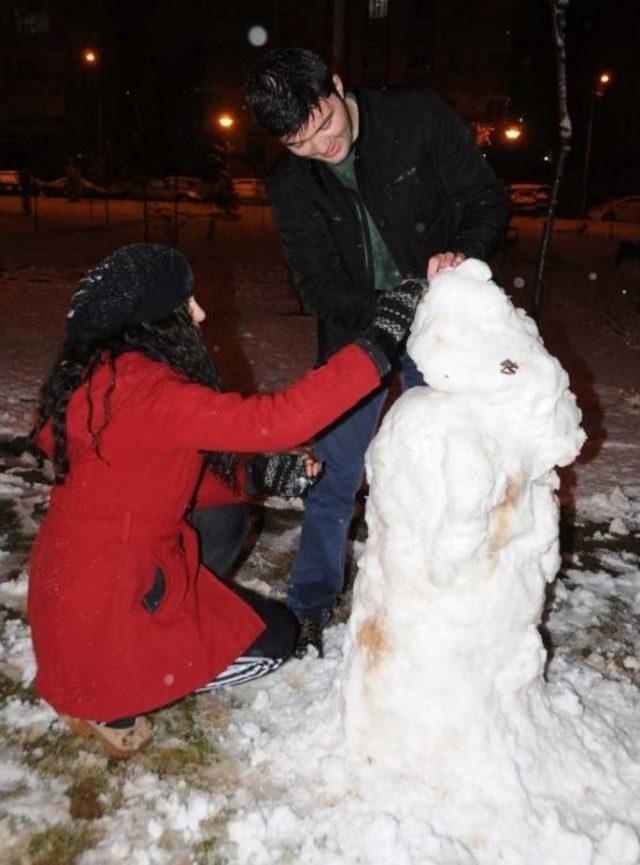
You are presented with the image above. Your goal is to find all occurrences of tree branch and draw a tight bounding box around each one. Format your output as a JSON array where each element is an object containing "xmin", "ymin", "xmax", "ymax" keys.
[{"xmin": 533, "ymin": 0, "xmax": 572, "ymax": 323}]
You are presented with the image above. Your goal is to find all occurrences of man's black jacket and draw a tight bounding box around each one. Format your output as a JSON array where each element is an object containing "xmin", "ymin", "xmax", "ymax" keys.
[{"xmin": 267, "ymin": 85, "xmax": 511, "ymax": 361}]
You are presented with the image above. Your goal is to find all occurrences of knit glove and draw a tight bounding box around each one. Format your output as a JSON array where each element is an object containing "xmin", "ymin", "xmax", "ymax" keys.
[
  {"xmin": 248, "ymin": 453, "xmax": 321, "ymax": 498},
  {"xmin": 354, "ymin": 279, "xmax": 427, "ymax": 375}
]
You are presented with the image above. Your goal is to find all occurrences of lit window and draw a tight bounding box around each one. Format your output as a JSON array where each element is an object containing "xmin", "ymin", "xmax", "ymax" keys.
[
  {"xmin": 12, "ymin": 10, "xmax": 50, "ymax": 35},
  {"xmin": 369, "ymin": 0, "xmax": 389, "ymax": 19}
]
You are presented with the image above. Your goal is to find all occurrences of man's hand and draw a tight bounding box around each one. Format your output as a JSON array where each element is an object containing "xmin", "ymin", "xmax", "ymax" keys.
[
  {"xmin": 427, "ymin": 251, "xmax": 467, "ymax": 280},
  {"xmin": 354, "ymin": 279, "xmax": 426, "ymax": 375}
]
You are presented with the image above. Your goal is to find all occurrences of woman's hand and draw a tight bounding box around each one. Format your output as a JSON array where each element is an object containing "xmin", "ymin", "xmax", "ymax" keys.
[
  {"xmin": 302, "ymin": 456, "xmax": 323, "ymax": 480},
  {"xmin": 248, "ymin": 452, "xmax": 324, "ymax": 498}
]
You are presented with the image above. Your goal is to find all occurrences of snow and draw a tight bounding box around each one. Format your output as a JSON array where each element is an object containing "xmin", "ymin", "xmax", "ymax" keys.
[
  {"xmin": 0, "ymin": 199, "xmax": 639, "ymax": 863},
  {"xmin": 580, "ymin": 485, "xmax": 640, "ymax": 528},
  {"xmin": 339, "ymin": 260, "xmax": 638, "ymax": 862}
]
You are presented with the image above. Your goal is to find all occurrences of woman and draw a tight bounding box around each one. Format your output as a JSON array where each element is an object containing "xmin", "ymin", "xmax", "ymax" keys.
[{"xmin": 28, "ymin": 243, "xmax": 421, "ymax": 757}]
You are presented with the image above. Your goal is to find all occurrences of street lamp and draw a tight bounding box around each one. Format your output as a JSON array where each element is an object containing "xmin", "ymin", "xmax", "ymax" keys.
[
  {"xmin": 580, "ymin": 71, "xmax": 613, "ymax": 218},
  {"xmin": 81, "ymin": 48, "xmax": 102, "ymax": 174},
  {"xmin": 216, "ymin": 113, "xmax": 235, "ymax": 163},
  {"xmin": 217, "ymin": 114, "xmax": 234, "ymax": 130},
  {"xmin": 504, "ymin": 124, "xmax": 522, "ymax": 142}
]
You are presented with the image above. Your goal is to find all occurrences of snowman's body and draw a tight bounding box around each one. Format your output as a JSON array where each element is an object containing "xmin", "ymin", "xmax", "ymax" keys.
[{"xmin": 341, "ymin": 259, "xmax": 585, "ymax": 782}]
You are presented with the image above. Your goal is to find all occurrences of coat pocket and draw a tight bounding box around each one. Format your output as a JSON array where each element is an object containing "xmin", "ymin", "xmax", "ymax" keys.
[
  {"xmin": 140, "ymin": 540, "xmax": 191, "ymax": 624},
  {"xmin": 141, "ymin": 567, "xmax": 165, "ymax": 612},
  {"xmin": 389, "ymin": 155, "xmax": 445, "ymax": 239}
]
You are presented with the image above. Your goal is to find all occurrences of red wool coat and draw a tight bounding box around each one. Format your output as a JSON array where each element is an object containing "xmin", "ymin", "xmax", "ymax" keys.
[{"xmin": 28, "ymin": 345, "xmax": 379, "ymax": 721}]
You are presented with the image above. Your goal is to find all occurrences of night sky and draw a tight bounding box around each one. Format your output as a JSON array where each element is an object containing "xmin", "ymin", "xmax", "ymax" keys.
[{"xmin": 1, "ymin": 0, "xmax": 638, "ymax": 210}]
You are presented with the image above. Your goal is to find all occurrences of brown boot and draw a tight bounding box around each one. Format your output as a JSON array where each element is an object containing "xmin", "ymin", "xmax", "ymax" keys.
[{"xmin": 61, "ymin": 714, "xmax": 154, "ymax": 759}]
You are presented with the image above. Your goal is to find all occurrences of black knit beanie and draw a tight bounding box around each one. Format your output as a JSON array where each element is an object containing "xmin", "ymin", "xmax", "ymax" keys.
[{"xmin": 66, "ymin": 243, "xmax": 194, "ymax": 345}]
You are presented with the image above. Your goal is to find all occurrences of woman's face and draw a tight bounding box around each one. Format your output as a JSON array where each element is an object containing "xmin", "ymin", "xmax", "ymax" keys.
[{"xmin": 188, "ymin": 296, "xmax": 206, "ymax": 325}]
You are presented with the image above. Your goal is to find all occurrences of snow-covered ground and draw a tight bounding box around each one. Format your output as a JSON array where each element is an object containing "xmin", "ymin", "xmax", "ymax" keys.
[{"xmin": 0, "ymin": 197, "xmax": 638, "ymax": 863}]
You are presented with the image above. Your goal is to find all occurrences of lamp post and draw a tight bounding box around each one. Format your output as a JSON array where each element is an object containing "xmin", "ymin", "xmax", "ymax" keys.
[
  {"xmin": 504, "ymin": 124, "xmax": 523, "ymax": 142},
  {"xmin": 212, "ymin": 113, "xmax": 236, "ymax": 218},
  {"xmin": 216, "ymin": 113, "xmax": 235, "ymax": 158},
  {"xmin": 217, "ymin": 113, "xmax": 234, "ymax": 131},
  {"xmin": 580, "ymin": 71, "xmax": 612, "ymax": 218},
  {"xmin": 81, "ymin": 48, "xmax": 103, "ymax": 175}
]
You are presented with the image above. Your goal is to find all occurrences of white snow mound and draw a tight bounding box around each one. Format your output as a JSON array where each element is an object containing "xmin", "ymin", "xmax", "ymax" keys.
[{"xmin": 337, "ymin": 259, "xmax": 639, "ymax": 863}]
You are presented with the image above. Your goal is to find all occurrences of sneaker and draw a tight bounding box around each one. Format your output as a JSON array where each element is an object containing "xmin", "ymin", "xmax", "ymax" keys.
[
  {"xmin": 294, "ymin": 617, "xmax": 325, "ymax": 659},
  {"xmin": 61, "ymin": 714, "xmax": 154, "ymax": 759}
]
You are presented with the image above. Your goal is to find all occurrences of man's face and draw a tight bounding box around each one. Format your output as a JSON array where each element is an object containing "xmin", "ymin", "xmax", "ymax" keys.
[{"xmin": 280, "ymin": 76, "xmax": 355, "ymax": 164}]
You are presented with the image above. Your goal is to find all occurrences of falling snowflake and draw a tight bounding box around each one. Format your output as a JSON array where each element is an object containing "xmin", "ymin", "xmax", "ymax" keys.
[{"xmin": 248, "ymin": 25, "xmax": 268, "ymax": 47}]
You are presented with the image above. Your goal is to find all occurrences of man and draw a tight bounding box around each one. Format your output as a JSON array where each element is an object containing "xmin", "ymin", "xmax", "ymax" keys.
[{"xmin": 245, "ymin": 47, "xmax": 510, "ymax": 657}]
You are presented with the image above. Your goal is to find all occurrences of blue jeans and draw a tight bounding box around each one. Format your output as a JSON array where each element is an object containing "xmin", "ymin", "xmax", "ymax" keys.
[{"xmin": 287, "ymin": 353, "xmax": 424, "ymax": 620}]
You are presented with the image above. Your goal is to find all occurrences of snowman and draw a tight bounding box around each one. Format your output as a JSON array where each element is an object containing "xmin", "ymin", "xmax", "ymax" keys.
[{"xmin": 340, "ymin": 258, "xmax": 585, "ymax": 783}]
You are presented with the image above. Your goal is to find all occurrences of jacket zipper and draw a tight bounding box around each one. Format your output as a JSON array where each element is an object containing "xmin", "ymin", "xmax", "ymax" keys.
[
  {"xmin": 309, "ymin": 158, "xmax": 375, "ymax": 292},
  {"xmin": 344, "ymin": 187, "xmax": 374, "ymax": 292}
]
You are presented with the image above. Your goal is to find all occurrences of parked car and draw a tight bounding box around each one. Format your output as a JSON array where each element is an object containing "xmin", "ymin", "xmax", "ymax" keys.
[
  {"xmin": 588, "ymin": 195, "xmax": 640, "ymax": 223},
  {"xmin": 507, "ymin": 183, "xmax": 551, "ymax": 215},
  {"xmin": 0, "ymin": 169, "xmax": 21, "ymax": 193},
  {"xmin": 232, "ymin": 177, "xmax": 268, "ymax": 205},
  {"xmin": 40, "ymin": 176, "xmax": 108, "ymax": 197},
  {"xmin": 164, "ymin": 176, "xmax": 205, "ymax": 202},
  {"xmin": 111, "ymin": 176, "xmax": 204, "ymax": 202}
]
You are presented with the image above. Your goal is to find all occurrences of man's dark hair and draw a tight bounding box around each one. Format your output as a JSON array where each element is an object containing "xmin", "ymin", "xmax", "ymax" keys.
[{"xmin": 245, "ymin": 47, "xmax": 336, "ymax": 138}]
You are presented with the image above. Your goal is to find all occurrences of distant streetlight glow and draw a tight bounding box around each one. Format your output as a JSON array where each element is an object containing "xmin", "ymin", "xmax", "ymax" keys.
[
  {"xmin": 504, "ymin": 125, "xmax": 522, "ymax": 142},
  {"xmin": 82, "ymin": 48, "xmax": 98, "ymax": 65},
  {"xmin": 217, "ymin": 114, "xmax": 234, "ymax": 130},
  {"xmin": 581, "ymin": 71, "xmax": 614, "ymax": 216}
]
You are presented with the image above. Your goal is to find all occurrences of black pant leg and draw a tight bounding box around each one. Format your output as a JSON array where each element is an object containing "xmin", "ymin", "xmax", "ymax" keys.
[
  {"xmin": 189, "ymin": 503, "xmax": 251, "ymax": 579},
  {"xmin": 189, "ymin": 505, "xmax": 297, "ymax": 659},
  {"xmin": 194, "ymin": 588, "xmax": 299, "ymax": 694},
  {"xmin": 230, "ymin": 585, "xmax": 298, "ymax": 662}
]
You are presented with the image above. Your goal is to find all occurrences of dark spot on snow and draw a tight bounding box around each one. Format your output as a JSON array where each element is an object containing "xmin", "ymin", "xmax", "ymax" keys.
[
  {"xmin": 27, "ymin": 823, "xmax": 95, "ymax": 864},
  {"xmin": 357, "ymin": 616, "xmax": 389, "ymax": 670},
  {"xmin": 0, "ymin": 671, "xmax": 38, "ymax": 703},
  {"xmin": 500, "ymin": 359, "xmax": 519, "ymax": 375},
  {"xmin": 490, "ymin": 474, "xmax": 522, "ymax": 551},
  {"xmin": 66, "ymin": 774, "xmax": 108, "ymax": 820}
]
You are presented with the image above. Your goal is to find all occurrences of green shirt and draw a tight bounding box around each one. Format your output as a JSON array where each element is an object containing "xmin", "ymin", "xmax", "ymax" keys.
[{"xmin": 327, "ymin": 146, "xmax": 402, "ymax": 292}]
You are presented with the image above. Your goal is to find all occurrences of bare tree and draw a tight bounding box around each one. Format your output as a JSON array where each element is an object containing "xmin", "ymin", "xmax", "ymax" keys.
[{"xmin": 533, "ymin": 0, "xmax": 572, "ymax": 322}]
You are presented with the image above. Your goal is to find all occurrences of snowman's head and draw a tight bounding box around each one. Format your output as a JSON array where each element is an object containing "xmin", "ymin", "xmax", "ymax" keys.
[
  {"xmin": 407, "ymin": 259, "xmax": 584, "ymax": 468},
  {"xmin": 408, "ymin": 259, "xmax": 549, "ymax": 396}
]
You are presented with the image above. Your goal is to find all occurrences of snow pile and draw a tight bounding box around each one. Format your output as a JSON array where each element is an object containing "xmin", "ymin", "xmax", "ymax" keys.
[
  {"xmin": 338, "ymin": 261, "xmax": 640, "ymax": 861},
  {"xmin": 342, "ymin": 257, "xmax": 586, "ymax": 770},
  {"xmin": 579, "ymin": 484, "xmax": 640, "ymax": 530},
  {"xmin": 0, "ymin": 617, "xmax": 36, "ymax": 687},
  {"xmin": 223, "ymin": 262, "xmax": 640, "ymax": 865}
]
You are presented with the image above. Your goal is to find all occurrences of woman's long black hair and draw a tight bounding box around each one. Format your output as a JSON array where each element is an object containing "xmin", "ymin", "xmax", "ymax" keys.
[{"xmin": 30, "ymin": 301, "xmax": 237, "ymax": 486}]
